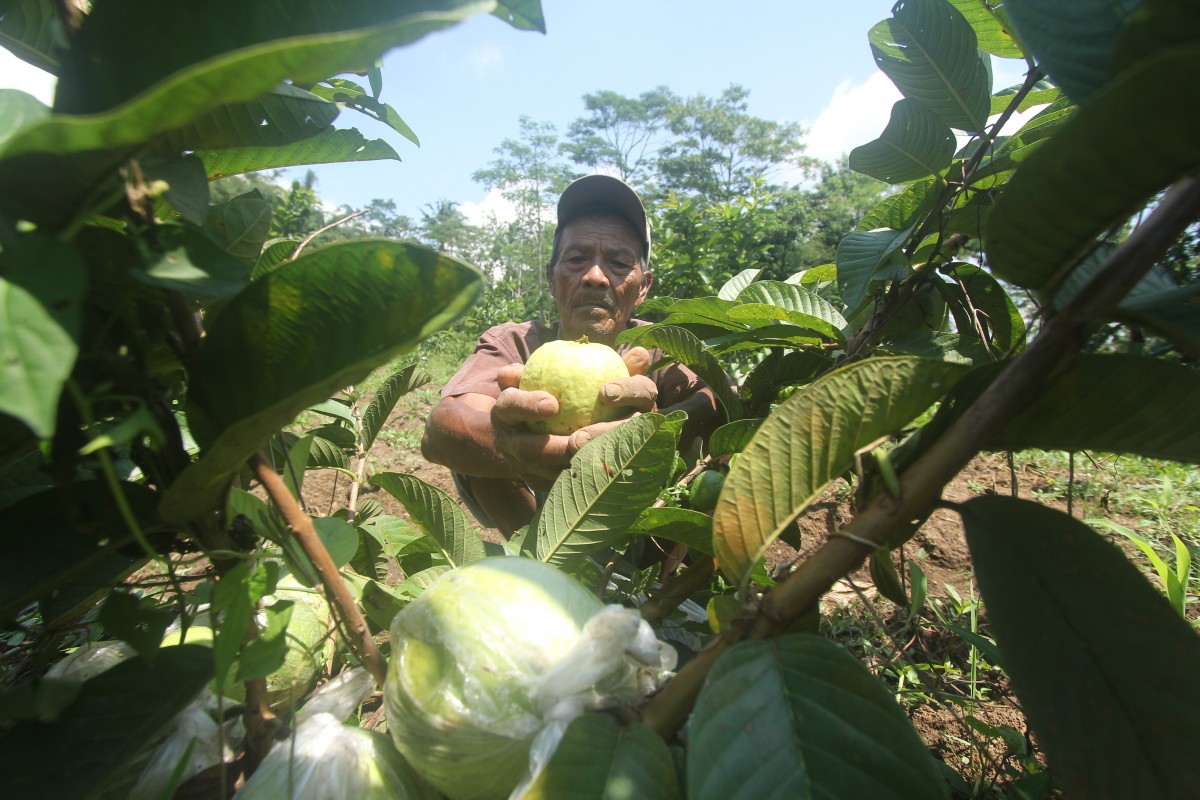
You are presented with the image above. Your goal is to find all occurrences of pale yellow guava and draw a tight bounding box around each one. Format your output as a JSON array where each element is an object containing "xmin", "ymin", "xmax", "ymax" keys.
[{"xmin": 519, "ymin": 338, "xmax": 630, "ymax": 435}]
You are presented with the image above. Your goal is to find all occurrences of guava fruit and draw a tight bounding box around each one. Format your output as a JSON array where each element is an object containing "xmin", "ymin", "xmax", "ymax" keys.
[
  {"xmin": 519, "ymin": 338, "xmax": 630, "ymax": 435},
  {"xmin": 688, "ymin": 470, "xmax": 726, "ymax": 511}
]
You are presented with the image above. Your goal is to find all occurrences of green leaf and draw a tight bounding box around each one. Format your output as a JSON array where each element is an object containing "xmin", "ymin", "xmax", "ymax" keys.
[
  {"xmin": 0, "ymin": 89, "xmax": 49, "ymax": 151},
  {"xmin": 1003, "ymin": 0, "xmax": 1138, "ymax": 103},
  {"xmin": 835, "ymin": 227, "xmax": 913, "ymax": 314},
  {"xmin": 940, "ymin": 262, "xmax": 1027, "ymax": 352},
  {"xmin": 203, "ymin": 192, "xmax": 272, "ymax": 266},
  {"xmin": 306, "ymin": 435, "xmax": 353, "ymax": 474},
  {"xmin": 735, "ymin": 281, "xmax": 848, "ymax": 343},
  {"xmin": 0, "ymin": 644, "xmax": 214, "ymax": 800},
  {"xmin": 250, "ymin": 238, "xmax": 300, "ymax": 281},
  {"xmin": 961, "ymin": 496, "xmax": 1200, "ymax": 798},
  {"xmin": 0, "ymin": 0, "xmax": 62, "ymax": 73},
  {"xmin": 740, "ymin": 350, "xmax": 833, "ymax": 413},
  {"xmin": 849, "ymin": 98, "xmax": 957, "ymax": 183},
  {"xmin": 688, "ymin": 634, "xmax": 949, "ymax": 800},
  {"xmin": 713, "ymin": 357, "xmax": 967, "ymax": 587},
  {"xmin": 143, "ymin": 153, "xmax": 211, "ymax": 226},
  {"xmin": 616, "ymin": 325, "xmax": 737, "ymax": 422},
  {"xmin": 857, "ymin": 176, "xmax": 945, "ymax": 232},
  {"xmin": 629, "ymin": 507, "xmax": 713, "ymax": 555},
  {"xmin": 708, "ymin": 419, "xmax": 763, "ymax": 458},
  {"xmin": 98, "ymin": 590, "xmax": 173, "ymax": 663},
  {"xmin": 160, "ymin": 241, "xmax": 481, "ymax": 523},
  {"xmin": 948, "ymin": 0, "xmax": 1023, "ymax": 58},
  {"xmin": 134, "ymin": 222, "xmax": 250, "ymax": 297},
  {"xmin": 199, "ymin": 127, "xmax": 401, "ymax": 181},
  {"xmin": 869, "ymin": 0, "xmax": 991, "ymax": 132},
  {"xmin": 237, "ymin": 599, "xmax": 293, "ymax": 682},
  {"xmin": 525, "ymin": 713, "xmax": 681, "ymax": 799},
  {"xmin": 988, "ymin": 355, "xmax": 1200, "ymax": 462},
  {"xmin": 660, "ymin": 297, "xmax": 745, "ymax": 330},
  {"xmin": 361, "ymin": 364, "xmax": 431, "ymax": 451},
  {"xmin": 717, "ymin": 268, "xmax": 763, "ymax": 300},
  {"xmin": 311, "ymin": 516, "xmax": 359, "ymax": 570},
  {"xmin": 165, "ymin": 83, "xmax": 339, "ymax": 150},
  {"xmin": 985, "ymin": 47, "xmax": 1200, "ymax": 292},
  {"xmin": 0, "ymin": 237, "xmax": 86, "ymax": 438},
  {"xmin": 493, "ymin": 0, "xmax": 547, "ymax": 33},
  {"xmin": 370, "ymin": 472, "xmax": 486, "ymax": 567},
  {"xmin": 970, "ymin": 97, "xmax": 1075, "ymax": 186},
  {"xmin": 988, "ymin": 81, "xmax": 1062, "ymax": 116},
  {"xmin": 310, "ymin": 78, "xmax": 418, "ymax": 145},
  {"xmin": 535, "ymin": 414, "xmax": 677, "ymax": 567}
]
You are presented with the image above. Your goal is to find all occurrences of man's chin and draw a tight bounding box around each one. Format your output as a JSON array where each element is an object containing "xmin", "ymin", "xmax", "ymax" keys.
[{"xmin": 563, "ymin": 316, "xmax": 618, "ymax": 343}]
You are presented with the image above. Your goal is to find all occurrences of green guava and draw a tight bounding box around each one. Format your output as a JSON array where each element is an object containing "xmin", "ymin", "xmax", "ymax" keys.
[
  {"xmin": 688, "ymin": 470, "xmax": 726, "ymax": 511},
  {"xmin": 519, "ymin": 338, "xmax": 630, "ymax": 435}
]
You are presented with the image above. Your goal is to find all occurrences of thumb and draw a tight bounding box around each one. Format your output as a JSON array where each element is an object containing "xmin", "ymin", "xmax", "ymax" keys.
[{"xmin": 622, "ymin": 346, "xmax": 651, "ymax": 377}]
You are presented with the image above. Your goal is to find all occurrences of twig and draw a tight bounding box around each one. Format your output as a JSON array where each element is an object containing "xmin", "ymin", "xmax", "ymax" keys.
[
  {"xmin": 290, "ymin": 209, "xmax": 368, "ymax": 261},
  {"xmin": 640, "ymin": 558, "xmax": 716, "ymax": 626},
  {"xmin": 249, "ymin": 452, "xmax": 387, "ymax": 685},
  {"xmin": 640, "ymin": 173, "xmax": 1200, "ymax": 739}
]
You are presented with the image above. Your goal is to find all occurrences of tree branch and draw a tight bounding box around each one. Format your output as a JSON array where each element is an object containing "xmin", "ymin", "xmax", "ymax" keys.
[
  {"xmin": 249, "ymin": 452, "xmax": 387, "ymax": 685},
  {"xmin": 641, "ymin": 173, "xmax": 1200, "ymax": 739}
]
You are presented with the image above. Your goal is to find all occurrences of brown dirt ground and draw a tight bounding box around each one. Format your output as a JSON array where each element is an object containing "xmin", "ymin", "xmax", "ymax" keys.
[{"xmin": 295, "ymin": 382, "xmax": 1159, "ymax": 798}]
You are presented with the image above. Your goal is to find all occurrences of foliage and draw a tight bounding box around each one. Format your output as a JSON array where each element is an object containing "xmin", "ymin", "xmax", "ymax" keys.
[{"xmin": 3, "ymin": 0, "xmax": 1200, "ymax": 799}]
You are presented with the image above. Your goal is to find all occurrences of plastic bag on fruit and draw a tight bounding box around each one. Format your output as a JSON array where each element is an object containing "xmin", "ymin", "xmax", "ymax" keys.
[
  {"xmin": 235, "ymin": 667, "xmax": 435, "ymax": 799},
  {"xmin": 384, "ymin": 556, "xmax": 677, "ymax": 800}
]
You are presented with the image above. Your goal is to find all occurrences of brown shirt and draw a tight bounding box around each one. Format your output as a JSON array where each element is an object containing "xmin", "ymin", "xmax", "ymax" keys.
[{"xmin": 441, "ymin": 320, "xmax": 709, "ymax": 407}]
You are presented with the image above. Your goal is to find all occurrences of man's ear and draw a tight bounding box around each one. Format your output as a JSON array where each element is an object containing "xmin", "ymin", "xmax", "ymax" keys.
[{"xmin": 636, "ymin": 270, "xmax": 653, "ymax": 304}]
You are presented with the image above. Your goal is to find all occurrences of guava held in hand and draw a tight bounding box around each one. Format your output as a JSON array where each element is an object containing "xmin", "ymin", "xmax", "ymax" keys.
[{"xmin": 519, "ymin": 337, "xmax": 631, "ymax": 435}]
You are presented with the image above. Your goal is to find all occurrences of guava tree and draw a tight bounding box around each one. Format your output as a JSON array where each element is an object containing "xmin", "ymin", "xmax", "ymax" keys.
[{"xmin": 2, "ymin": 0, "xmax": 1199, "ymax": 799}]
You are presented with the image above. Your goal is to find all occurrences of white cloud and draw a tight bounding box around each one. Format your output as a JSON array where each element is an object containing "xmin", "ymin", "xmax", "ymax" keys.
[
  {"xmin": 803, "ymin": 71, "xmax": 902, "ymax": 165},
  {"xmin": 460, "ymin": 187, "xmax": 518, "ymax": 225},
  {"xmin": 0, "ymin": 49, "xmax": 57, "ymax": 104},
  {"xmin": 466, "ymin": 43, "xmax": 504, "ymax": 74}
]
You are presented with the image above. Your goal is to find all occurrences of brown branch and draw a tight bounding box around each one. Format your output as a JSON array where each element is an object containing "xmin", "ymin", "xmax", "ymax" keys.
[
  {"xmin": 641, "ymin": 173, "xmax": 1200, "ymax": 739},
  {"xmin": 640, "ymin": 558, "xmax": 716, "ymax": 625},
  {"xmin": 291, "ymin": 209, "xmax": 368, "ymax": 261},
  {"xmin": 250, "ymin": 452, "xmax": 388, "ymax": 685}
]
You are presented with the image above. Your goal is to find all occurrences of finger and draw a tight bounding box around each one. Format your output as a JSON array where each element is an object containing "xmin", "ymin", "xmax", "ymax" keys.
[
  {"xmin": 498, "ymin": 426, "xmax": 573, "ymax": 466},
  {"xmin": 622, "ymin": 346, "xmax": 651, "ymax": 376},
  {"xmin": 493, "ymin": 387, "xmax": 559, "ymax": 424},
  {"xmin": 566, "ymin": 420, "xmax": 621, "ymax": 455},
  {"xmin": 600, "ymin": 374, "xmax": 658, "ymax": 411},
  {"xmin": 497, "ymin": 363, "xmax": 524, "ymax": 391}
]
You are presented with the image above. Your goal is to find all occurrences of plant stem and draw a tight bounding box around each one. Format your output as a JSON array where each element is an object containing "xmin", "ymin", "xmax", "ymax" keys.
[
  {"xmin": 641, "ymin": 173, "xmax": 1200, "ymax": 739},
  {"xmin": 249, "ymin": 452, "xmax": 388, "ymax": 686}
]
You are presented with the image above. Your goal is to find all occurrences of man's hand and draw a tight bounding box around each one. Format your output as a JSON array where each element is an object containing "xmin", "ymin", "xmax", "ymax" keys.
[{"xmin": 489, "ymin": 347, "xmax": 657, "ymax": 490}]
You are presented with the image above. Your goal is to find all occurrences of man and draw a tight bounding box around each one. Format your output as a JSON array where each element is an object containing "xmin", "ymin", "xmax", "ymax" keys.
[{"xmin": 421, "ymin": 174, "xmax": 722, "ymax": 534}]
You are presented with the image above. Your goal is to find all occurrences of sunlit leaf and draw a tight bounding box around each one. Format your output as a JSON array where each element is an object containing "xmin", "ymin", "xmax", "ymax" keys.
[
  {"xmin": 199, "ymin": 127, "xmax": 401, "ymax": 180},
  {"xmin": 849, "ymin": 99, "xmax": 957, "ymax": 183},
  {"xmin": 361, "ymin": 364, "xmax": 431, "ymax": 451},
  {"xmin": 370, "ymin": 472, "xmax": 486, "ymax": 567},
  {"xmin": 857, "ymin": 176, "xmax": 944, "ymax": 232},
  {"xmin": 629, "ymin": 507, "xmax": 713, "ymax": 555},
  {"xmin": 713, "ymin": 357, "xmax": 967, "ymax": 587},
  {"xmin": 536, "ymin": 414, "xmax": 677, "ymax": 566},
  {"xmin": 948, "ymin": 0, "xmax": 1023, "ymax": 58},
  {"xmin": 869, "ymin": 0, "xmax": 991, "ymax": 132},
  {"xmin": 835, "ymin": 227, "xmax": 913, "ymax": 314},
  {"xmin": 617, "ymin": 325, "xmax": 738, "ymax": 422},
  {"xmin": 717, "ymin": 268, "xmax": 763, "ymax": 300}
]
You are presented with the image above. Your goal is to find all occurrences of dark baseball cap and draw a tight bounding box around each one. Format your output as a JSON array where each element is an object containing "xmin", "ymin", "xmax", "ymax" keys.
[{"xmin": 556, "ymin": 174, "xmax": 651, "ymax": 264}]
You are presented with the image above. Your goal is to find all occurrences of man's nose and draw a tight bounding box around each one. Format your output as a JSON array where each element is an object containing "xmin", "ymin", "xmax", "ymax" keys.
[{"xmin": 581, "ymin": 262, "xmax": 610, "ymax": 287}]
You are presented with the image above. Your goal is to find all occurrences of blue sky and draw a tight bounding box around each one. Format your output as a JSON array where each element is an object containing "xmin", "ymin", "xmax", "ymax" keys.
[{"xmin": 1, "ymin": 1, "xmax": 1030, "ymax": 223}]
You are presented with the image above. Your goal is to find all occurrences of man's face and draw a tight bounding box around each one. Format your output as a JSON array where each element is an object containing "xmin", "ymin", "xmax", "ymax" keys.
[{"xmin": 548, "ymin": 214, "xmax": 652, "ymax": 345}]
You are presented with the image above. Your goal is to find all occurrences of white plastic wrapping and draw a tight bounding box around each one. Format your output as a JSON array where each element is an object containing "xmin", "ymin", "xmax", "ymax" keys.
[
  {"xmin": 45, "ymin": 640, "xmax": 135, "ymax": 682},
  {"xmin": 384, "ymin": 557, "xmax": 676, "ymax": 800},
  {"xmin": 128, "ymin": 690, "xmax": 235, "ymax": 800},
  {"xmin": 236, "ymin": 668, "xmax": 433, "ymax": 800}
]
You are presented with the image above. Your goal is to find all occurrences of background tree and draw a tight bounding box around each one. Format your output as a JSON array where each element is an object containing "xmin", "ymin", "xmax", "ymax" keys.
[
  {"xmin": 419, "ymin": 198, "xmax": 473, "ymax": 254},
  {"xmin": 472, "ymin": 116, "xmax": 573, "ymax": 320},
  {"xmin": 562, "ymin": 87, "xmax": 676, "ymax": 190},
  {"xmin": 656, "ymin": 84, "xmax": 807, "ymax": 202}
]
